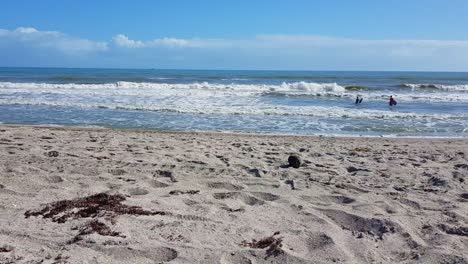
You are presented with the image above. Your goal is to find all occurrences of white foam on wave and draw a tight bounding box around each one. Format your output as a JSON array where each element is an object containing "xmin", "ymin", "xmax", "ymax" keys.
[
  {"xmin": 2, "ymin": 97, "xmax": 465, "ymax": 121},
  {"xmin": 0, "ymin": 81, "xmax": 346, "ymax": 97},
  {"xmin": 2, "ymin": 81, "xmax": 468, "ymax": 103},
  {"xmin": 357, "ymin": 91, "xmax": 468, "ymax": 103},
  {"xmin": 404, "ymin": 83, "xmax": 468, "ymax": 91}
]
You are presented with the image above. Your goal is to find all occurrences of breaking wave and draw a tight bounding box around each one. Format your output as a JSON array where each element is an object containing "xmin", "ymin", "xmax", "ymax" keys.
[{"xmin": 402, "ymin": 83, "xmax": 468, "ymax": 91}]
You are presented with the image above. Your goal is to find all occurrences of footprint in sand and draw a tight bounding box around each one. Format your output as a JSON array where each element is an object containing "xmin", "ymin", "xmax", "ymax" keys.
[
  {"xmin": 320, "ymin": 209, "xmax": 399, "ymax": 239},
  {"xmin": 323, "ymin": 195, "xmax": 356, "ymax": 204},
  {"xmin": 99, "ymin": 246, "xmax": 178, "ymax": 263},
  {"xmin": 151, "ymin": 180, "xmax": 170, "ymax": 188},
  {"xmin": 249, "ymin": 192, "xmax": 280, "ymax": 201},
  {"xmin": 127, "ymin": 187, "xmax": 149, "ymax": 196},
  {"xmin": 220, "ymin": 252, "xmax": 252, "ymax": 264},
  {"xmin": 213, "ymin": 192, "xmax": 264, "ymax": 206},
  {"xmin": 109, "ymin": 168, "xmax": 126, "ymax": 176},
  {"xmin": 301, "ymin": 195, "xmax": 355, "ymax": 205},
  {"xmin": 47, "ymin": 175, "xmax": 64, "ymax": 183},
  {"xmin": 285, "ymin": 232, "xmax": 349, "ymax": 262}
]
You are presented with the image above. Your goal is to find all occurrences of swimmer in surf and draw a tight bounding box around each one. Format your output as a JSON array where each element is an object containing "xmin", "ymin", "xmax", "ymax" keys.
[{"xmin": 355, "ymin": 95, "xmax": 363, "ymax": 105}]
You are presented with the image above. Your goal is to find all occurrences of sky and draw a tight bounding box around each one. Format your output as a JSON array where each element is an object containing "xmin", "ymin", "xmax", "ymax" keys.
[{"xmin": 1, "ymin": 0, "xmax": 468, "ymax": 71}]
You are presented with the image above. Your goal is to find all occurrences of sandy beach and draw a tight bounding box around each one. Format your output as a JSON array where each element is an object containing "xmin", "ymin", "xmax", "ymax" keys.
[{"xmin": 0, "ymin": 125, "xmax": 467, "ymax": 263}]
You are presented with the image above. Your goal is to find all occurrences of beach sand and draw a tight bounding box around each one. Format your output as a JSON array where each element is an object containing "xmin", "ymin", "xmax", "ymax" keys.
[{"xmin": 0, "ymin": 125, "xmax": 467, "ymax": 263}]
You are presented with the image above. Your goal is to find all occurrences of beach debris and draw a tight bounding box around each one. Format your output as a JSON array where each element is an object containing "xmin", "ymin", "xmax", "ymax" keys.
[
  {"xmin": 454, "ymin": 164, "xmax": 468, "ymax": 170},
  {"xmin": 241, "ymin": 231, "xmax": 283, "ymax": 258},
  {"xmin": 0, "ymin": 246, "xmax": 13, "ymax": 253},
  {"xmin": 116, "ymin": 177, "xmax": 136, "ymax": 182},
  {"xmin": 393, "ymin": 186, "xmax": 406, "ymax": 192},
  {"xmin": 46, "ymin": 150, "xmax": 59, "ymax": 157},
  {"xmin": 346, "ymin": 166, "xmax": 370, "ymax": 173},
  {"xmin": 69, "ymin": 220, "xmax": 123, "ymax": 244},
  {"xmin": 79, "ymin": 220, "xmax": 121, "ymax": 237},
  {"xmin": 52, "ymin": 253, "xmax": 69, "ymax": 263},
  {"xmin": 353, "ymin": 147, "xmax": 371, "ymax": 152},
  {"xmin": 461, "ymin": 193, "xmax": 468, "ymax": 200},
  {"xmin": 284, "ymin": 179, "xmax": 296, "ymax": 190},
  {"xmin": 452, "ymin": 171, "xmax": 465, "ymax": 183},
  {"xmin": 155, "ymin": 170, "xmax": 177, "ymax": 182},
  {"xmin": 221, "ymin": 207, "xmax": 245, "ymax": 213},
  {"xmin": 288, "ymin": 155, "xmax": 301, "ymax": 168},
  {"xmin": 26, "ymin": 193, "xmax": 167, "ymax": 244},
  {"xmin": 25, "ymin": 193, "xmax": 166, "ymax": 223},
  {"xmin": 109, "ymin": 168, "xmax": 126, "ymax": 176},
  {"xmin": 248, "ymin": 168, "xmax": 263, "ymax": 177},
  {"xmin": 169, "ymin": 190, "xmax": 200, "ymax": 195},
  {"xmin": 428, "ymin": 176, "xmax": 448, "ymax": 187},
  {"xmin": 438, "ymin": 224, "xmax": 468, "ymax": 237}
]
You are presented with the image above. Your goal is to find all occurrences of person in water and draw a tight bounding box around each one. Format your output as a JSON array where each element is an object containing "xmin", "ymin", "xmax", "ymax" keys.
[
  {"xmin": 389, "ymin": 95, "xmax": 397, "ymax": 106},
  {"xmin": 355, "ymin": 95, "xmax": 363, "ymax": 105}
]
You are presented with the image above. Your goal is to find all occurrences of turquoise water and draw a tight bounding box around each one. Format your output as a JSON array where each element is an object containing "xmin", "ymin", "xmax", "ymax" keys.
[{"xmin": 0, "ymin": 67, "xmax": 467, "ymax": 137}]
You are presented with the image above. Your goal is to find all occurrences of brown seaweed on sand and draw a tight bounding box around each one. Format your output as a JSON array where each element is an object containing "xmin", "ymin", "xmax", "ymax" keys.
[
  {"xmin": 241, "ymin": 231, "xmax": 284, "ymax": 258},
  {"xmin": 26, "ymin": 193, "xmax": 167, "ymax": 243},
  {"xmin": 68, "ymin": 219, "xmax": 124, "ymax": 244},
  {"xmin": 25, "ymin": 193, "xmax": 166, "ymax": 223}
]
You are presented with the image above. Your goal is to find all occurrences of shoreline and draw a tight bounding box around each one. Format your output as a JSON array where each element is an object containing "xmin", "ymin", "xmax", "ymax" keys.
[
  {"xmin": 0, "ymin": 125, "xmax": 466, "ymax": 263},
  {"xmin": 1, "ymin": 123, "xmax": 467, "ymax": 140}
]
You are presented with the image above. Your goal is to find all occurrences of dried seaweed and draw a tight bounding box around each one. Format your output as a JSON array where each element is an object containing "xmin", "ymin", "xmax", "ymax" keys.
[
  {"xmin": 25, "ymin": 193, "xmax": 166, "ymax": 223},
  {"xmin": 68, "ymin": 220, "xmax": 124, "ymax": 244},
  {"xmin": 241, "ymin": 231, "xmax": 283, "ymax": 258},
  {"xmin": 169, "ymin": 190, "xmax": 200, "ymax": 195},
  {"xmin": 439, "ymin": 224, "xmax": 468, "ymax": 237},
  {"xmin": 0, "ymin": 246, "xmax": 12, "ymax": 253}
]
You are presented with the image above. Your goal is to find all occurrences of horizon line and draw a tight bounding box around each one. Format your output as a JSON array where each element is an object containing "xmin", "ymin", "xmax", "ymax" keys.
[{"xmin": 1, "ymin": 66, "xmax": 467, "ymax": 74}]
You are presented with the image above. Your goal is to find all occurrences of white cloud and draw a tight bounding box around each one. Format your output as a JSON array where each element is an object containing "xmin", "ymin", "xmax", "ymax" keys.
[
  {"xmin": 2, "ymin": 26, "xmax": 468, "ymax": 70},
  {"xmin": 113, "ymin": 34, "xmax": 194, "ymax": 48},
  {"xmin": 253, "ymin": 34, "xmax": 468, "ymax": 56},
  {"xmin": 113, "ymin": 34, "xmax": 145, "ymax": 48},
  {"xmin": 110, "ymin": 33, "xmax": 468, "ymax": 60},
  {"xmin": 0, "ymin": 27, "xmax": 108, "ymax": 55},
  {"xmin": 112, "ymin": 34, "xmax": 229, "ymax": 49}
]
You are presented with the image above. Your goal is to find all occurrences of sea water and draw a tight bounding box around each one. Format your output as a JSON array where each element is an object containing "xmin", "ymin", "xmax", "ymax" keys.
[{"xmin": 0, "ymin": 68, "xmax": 467, "ymax": 137}]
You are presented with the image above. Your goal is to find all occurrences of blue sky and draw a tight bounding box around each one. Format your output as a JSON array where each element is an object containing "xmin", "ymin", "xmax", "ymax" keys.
[{"xmin": 1, "ymin": 0, "xmax": 468, "ymax": 71}]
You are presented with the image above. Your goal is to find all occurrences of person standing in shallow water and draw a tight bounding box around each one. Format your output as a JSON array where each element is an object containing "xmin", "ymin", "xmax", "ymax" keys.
[
  {"xmin": 355, "ymin": 95, "xmax": 363, "ymax": 105},
  {"xmin": 389, "ymin": 96, "xmax": 397, "ymax": 106}
]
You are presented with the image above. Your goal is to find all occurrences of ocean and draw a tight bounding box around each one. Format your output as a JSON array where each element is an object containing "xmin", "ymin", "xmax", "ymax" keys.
[{"xmin": 0, "ymin": 67, "xmax": 467, "ymax": 137}]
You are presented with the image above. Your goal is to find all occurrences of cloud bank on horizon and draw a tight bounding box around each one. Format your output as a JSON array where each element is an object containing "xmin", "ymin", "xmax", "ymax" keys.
[{"xmin": 1, "ymin": 27, "xmax": 468, "ymax": 71}]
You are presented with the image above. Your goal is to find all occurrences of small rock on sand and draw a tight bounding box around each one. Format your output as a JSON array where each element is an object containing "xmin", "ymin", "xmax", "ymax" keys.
[
  {"xmin": 47, "ymin": 151, "xmax": 59, "ymax": 157},
  {"xmin": 288, "ymin": 155, "xmax": 301, "ymax": 168}
]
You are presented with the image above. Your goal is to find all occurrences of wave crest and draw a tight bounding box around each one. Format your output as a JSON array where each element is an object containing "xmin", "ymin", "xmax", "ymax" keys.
[
  {"xmin": 0, "ymin": 81, "xmax": 347, "ymax": 96},
  {"xmin": 403, "ymin": 83, "xmax": 468, "ymax": 91}
]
